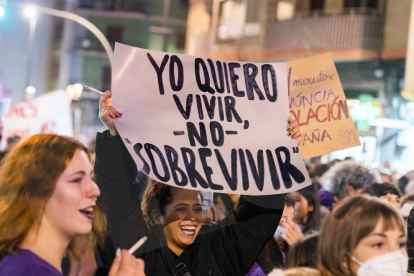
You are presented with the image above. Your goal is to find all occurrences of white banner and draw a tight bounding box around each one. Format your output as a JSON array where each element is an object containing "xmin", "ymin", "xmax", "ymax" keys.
[
  {"xmin": 2, "ymin": 90, "xmax": 73, "ymax": 142},
  {"xmin": 112, "ymin": 43, "xmax": 311, "ymax": 195}
]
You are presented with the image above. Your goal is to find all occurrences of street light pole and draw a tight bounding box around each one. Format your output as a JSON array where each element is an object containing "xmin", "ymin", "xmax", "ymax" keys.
[
  {"xmin": 12, "ymin": 2, "xmax": 114, "ymax": 65},
  {"xmin": 25, "ymin": 14, "xmax": 36, "ymax": 90}
]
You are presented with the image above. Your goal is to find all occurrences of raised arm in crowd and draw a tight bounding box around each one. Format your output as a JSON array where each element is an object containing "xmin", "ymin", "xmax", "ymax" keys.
[{"xmin": 95, "ymin": 91, "xmax": 304, "ymax": 276}]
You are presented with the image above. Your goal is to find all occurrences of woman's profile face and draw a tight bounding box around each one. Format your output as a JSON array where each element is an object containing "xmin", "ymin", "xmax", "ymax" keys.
[
  {"xmin": 162, "ymin": 187, "xmax": 203, "ymax": 252},
  {"xmin": 292, "ymin": 192, "xmax": 313, "ymax": 225},
  {"xmin": 349, "ymin": 218, "xmax": 407, "ymax": 274},
  {"xmin": 42, "ymin": 150, "xmax": 100, "ymax": 238}
]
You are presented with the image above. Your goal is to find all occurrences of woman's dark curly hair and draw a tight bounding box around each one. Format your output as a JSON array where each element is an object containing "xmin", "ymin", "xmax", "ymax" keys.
[{"xmin": 141, "ymin": 179, "xmax": 204, "ymax": 228}]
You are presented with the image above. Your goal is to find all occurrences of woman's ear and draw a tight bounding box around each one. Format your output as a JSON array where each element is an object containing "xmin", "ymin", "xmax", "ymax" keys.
[
  {"xmin": 308, "ymin": 205, "xmax": 314, "ymax": 212},
  {"xmin": 151, "ymin": 209, "xmax": 164, "ymax": 225}
]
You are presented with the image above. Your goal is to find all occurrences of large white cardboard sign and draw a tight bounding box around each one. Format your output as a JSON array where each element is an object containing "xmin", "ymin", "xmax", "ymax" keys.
[
  {"xmin": 2, "ymin": 90, "xmax": 73, "ymax": 143},
  {"xmin": 112, "ymin": 43, "xmax": 311, "ymax": 195}
]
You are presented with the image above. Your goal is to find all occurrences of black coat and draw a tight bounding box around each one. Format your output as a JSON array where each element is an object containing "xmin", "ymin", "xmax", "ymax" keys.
[{"xmin": 95, "ymin": 131, "xmax": 285, "ymax": 276}]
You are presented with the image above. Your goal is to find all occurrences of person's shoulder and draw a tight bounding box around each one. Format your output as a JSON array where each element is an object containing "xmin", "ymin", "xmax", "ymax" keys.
[
  {"xmin": 0, "ymin": 265, "xmax": 61, "ymax": 276},
  {"xmin": 0, "ymin": 249, "xmax": 62, "ymax": 276}
]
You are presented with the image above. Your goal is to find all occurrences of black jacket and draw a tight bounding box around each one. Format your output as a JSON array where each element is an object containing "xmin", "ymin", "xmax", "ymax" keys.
[{"xmin": 95, "ymin": 131, "xmax": 285, "ymax": 276}]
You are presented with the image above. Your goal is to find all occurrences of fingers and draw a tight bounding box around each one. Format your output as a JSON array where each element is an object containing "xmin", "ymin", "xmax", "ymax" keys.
[
  {"xmin": 99, "ymin": 106, "xmax": 122, "ymax": 120},
  {"xmin": 286, "ymin": 219, "xmax": 301, "ymax": 233},
  {"xmin": 107, "ymin": 107, "xmax": 122, "ymax": 119},
  {"xmin": 287, "ymin": 117, "xmax": 303, "ymax": 145},
  {"xmin": 291, "ymin": 130, "xmax": 301, "ymax": 139},
  {"xmin": 99, "ymin": 91, "xmax": 112, "ymax": 110},
  {"xmin": 287, "ymin": 117, "xmax": 298, "ymax": 136},
  {"xmin": 288, "ymin": 126, "xmax": 300, "ymax": 136},
  {"xmin": 288, "ymin": 117, "xmax": 298, "ymax": 127},
  {"xmin": 136, "ymin": 259, "xmax": 145, "ymax": 275},
  {"xmin": 108, "ymin": 249, "xmax": 122, "ymax": 276},
  {"xmin": 283, "ymin": 219, "xmax": 303, "ymax": 245},
  {"xmin": 118, "ymin": 250, "xmax": 141, "ymax": 275}
]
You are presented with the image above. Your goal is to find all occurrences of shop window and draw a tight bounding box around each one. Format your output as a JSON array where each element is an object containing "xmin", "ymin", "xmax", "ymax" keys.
[
  {"xmin": 53, "ymin": 21, "xmax": 63, "ymax": 41},
  {"xmin": 175, "ymin": 33, "xmax": 186, "ymax": 50},
  {"xmin": 310, "ymin": 0, "xmax": 324, "ymax": 11},
  {"xmin": 50, "ymin": 61, "xmax": 60, "ymax": 80},
  {"xmin": 344, "ymin": 0, "xmax": 378, "ymax": 9}
]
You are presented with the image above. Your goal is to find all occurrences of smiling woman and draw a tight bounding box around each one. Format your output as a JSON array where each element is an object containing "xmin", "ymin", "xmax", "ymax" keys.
[{"xmin": 141, "ymin": 180, "xmax": 204, "ymax": 256}]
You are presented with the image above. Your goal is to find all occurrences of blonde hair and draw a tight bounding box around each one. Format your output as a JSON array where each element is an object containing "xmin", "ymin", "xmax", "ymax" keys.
[
  {"xmin": 0, "ymin": 134, "xmax": 107, "ymax": 261},
  {"xmin": 283, "ymin": 267, "xmax": 321, "ymax": 276},
  {"xmin": 319, "ymin": 195, "xmax": 405, "ymax": 276}
]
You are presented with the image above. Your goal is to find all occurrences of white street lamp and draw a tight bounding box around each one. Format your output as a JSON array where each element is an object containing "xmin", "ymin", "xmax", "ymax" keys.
[
  {"xmin": 15, "ymin": 3, "xmax": 113, "ymax": 65},
  {"xmin": 66, "ymin": 83, "xmax": 83, "ymax": 101},
  {"xmin": 25, "ymin": 86, "xmax": 36, "ymax": 94},
  {"xmin": 0, "ymin": 7, "xmax": 5, "ymax": 18},
  {"xmin": 25, "ymin": 85, "xmax": 36, "ymax": 101},
  {"xmin": 23, "ymin": 6, "xmax": 36, "ymax": 18},
  {"xmin": 23, "ymin": 5, "xmax": 38, "ymax": 93}
]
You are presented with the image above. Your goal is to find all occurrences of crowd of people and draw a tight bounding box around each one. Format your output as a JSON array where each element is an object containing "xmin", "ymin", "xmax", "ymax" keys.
[{"xmin": 0, "ymin": 91, "xmax": 413, "ymax": 276}]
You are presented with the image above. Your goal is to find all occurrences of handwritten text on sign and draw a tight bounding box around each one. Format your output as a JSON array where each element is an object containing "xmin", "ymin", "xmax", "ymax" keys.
[
  {"xmin": 288, "ymin": 54, "xmax": 360, "ymax": 159},
  {"xmin": 112, "ymin": 43, "xmax": 311, "ymax": 195}
]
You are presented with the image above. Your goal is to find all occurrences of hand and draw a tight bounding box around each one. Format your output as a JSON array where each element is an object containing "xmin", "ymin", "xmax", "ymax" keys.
[
  {"xmin": 287, "ymin": 117, "xmax": 303, "ymax": 146},
  {"xmin": 99, "ymin": 91, "xmax": 122, "ymax": 136},
  {"xmin": 279, "ymin": 219, "xmax": 303, "ymax": 246},
  {"xmin": 109, "ymin": 249, "xmax": 146, "ymax": 276}
]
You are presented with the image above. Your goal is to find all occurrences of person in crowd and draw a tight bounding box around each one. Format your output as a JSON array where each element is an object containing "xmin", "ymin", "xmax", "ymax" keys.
[
  {"xmin": 286, "ymin": 231, "xmax": 320, "ymax": 268},
  {"xmin": 363, "ymin": 182, "xmax": 401, "ymax": 209},
  {"xmin": 0, "ymin": 134, "xmax": 145, "ymax": 276},
  {"xmin": 399, "ymin": 171, "xmax": 414, "ymax": 195},
  {"xmin": 401, "ymin": 194, "xmax": 414, "ymax": 221},
  {"xmin": 320, "ymin": 161, "xmax": 377, "ymax": 204},
  {"xmin": 319, "ymin": 196, "xmax": 407, "ymax": 276},
  {"xmin": 291, "ymin": 184, "xmax": 320, "ymax": 233},
  {"xmin": 0, "ymin": 135, "xmax": 21, "ymax": 162},
  {"xmin": 407, "ymin": 207, "xmax": 414, "ymax": 275},
  {"xmin": 248, "ymin": 194, "xmax": 299, "ymax": 275},
  {"xmin": 327, "ymin": 159, "xmax": 341, "ymax": 167},
  {"xmin": 379, "ymin": 168, "xmax": 394, "ymax": 184},
  {"xmin": 88, "ymin": 139, "xmax": 97, "ymax": 167},
  {"xmin": 275, "ymin": 193, "xmax": 298, "ymax": 243},
  {"xmin": 96, "ymin": 91, "xmax": 303, "ymax": 276},
  {"xmin": 309, "ymin": 164, "xmax": 331, "ymax": 191}
]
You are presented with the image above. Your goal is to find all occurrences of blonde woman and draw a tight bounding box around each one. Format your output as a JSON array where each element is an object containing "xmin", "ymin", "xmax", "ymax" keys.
[{"xmin": 0, "ymin": 134, "xmax": 145, "ymax": 276}]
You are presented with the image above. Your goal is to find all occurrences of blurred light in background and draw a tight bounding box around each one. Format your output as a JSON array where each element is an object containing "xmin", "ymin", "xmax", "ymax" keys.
[
  {"xmin": 0, "ymin": 7, "xmax": 5, "ymax": 18},
  {"xmin": 23, "ymin": 6, "xmax": 36, "ymax": 18},
  {"xmin": 25, "ymin": 86, "xmax": 36, "ymax": 95},
  {"xmin": 277, "ymin": 1, "xmax": 294, "ymax": 21},
  {"xmin": 66, "ymin": 83, "xmax": 83, "ymax": 101}
]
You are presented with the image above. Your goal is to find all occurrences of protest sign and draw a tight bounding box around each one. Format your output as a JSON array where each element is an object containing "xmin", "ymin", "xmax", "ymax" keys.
[
  {"xmin": 288, "ymin": 53, "xmax": 360, "ymax": 159},
  {"xmin": 112, "ymin": 43, "xmax": 311, "ymax": 195},
  {"xmin": 2, "ymin": 90, "xmax": 73, "ymax": 143}
]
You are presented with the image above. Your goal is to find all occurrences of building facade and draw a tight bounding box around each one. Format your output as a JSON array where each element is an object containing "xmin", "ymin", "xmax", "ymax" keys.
[{"xmin": 185, "ymin": 0, "xmax": 413, "ymax": 170}]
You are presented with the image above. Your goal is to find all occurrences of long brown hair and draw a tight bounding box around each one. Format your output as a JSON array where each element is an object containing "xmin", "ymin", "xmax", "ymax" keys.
[
  {"xmin": 319, "ymin": 195, "xmax": 405, "ymax": 276},
  {"xmin": 0, "ymin": 134, "xmax": 107, "ymax": 261}
]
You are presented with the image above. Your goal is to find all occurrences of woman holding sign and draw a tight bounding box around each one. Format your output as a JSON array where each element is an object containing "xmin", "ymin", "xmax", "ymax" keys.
[
  {"xmin": 96, "ymin": 91, "xmax": 303, "ymax": 275},
  {"xmin": 0, "ymin": 134, "xmax": 145, "ymax": 276}
]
